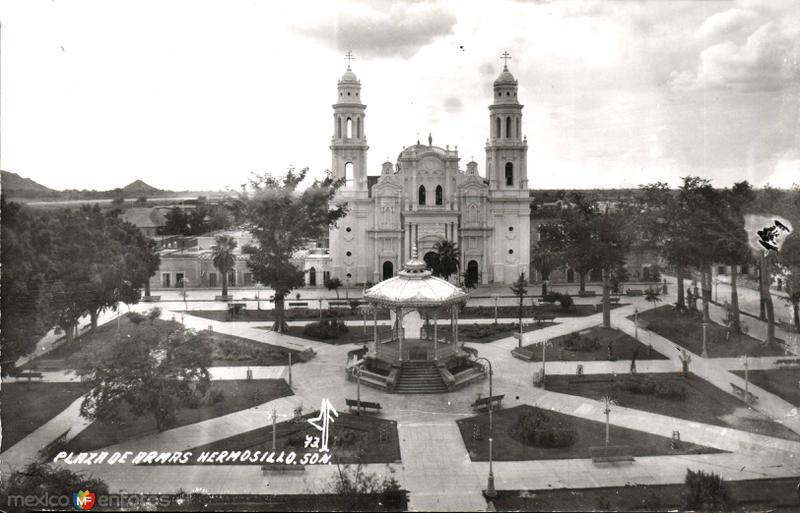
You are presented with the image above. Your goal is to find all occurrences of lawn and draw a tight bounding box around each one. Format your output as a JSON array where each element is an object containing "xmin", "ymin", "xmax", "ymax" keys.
[
  {"xmin": 22, "ymin": 315, "xmax": 298, "ymax": 370},
  {"xmin": 460, "ymin": 303, "xmax": 623, "ymax": 320},
  {"xmin": 262, "ymin": 325, "xmax": 394, "ymax": 346},
  {"xmin": 731, "ymin": 368, "xmax": 800, "ymax": 407},
  {"xmin": 186, "ymin": 412, "xmax": 401, "ymax": 464},
  {"xmin": 521, "ymin": 326, "xmax": 667, "ymax": 362},
  {"xmin": 62, "ymin": 379, "xmax": 292, "ymax": 452},
  {"xmin": 457, "ymin": 404, "xmax": 718, "ymax": 461},
  {"xmin": 188, "ymin": 308, "xmax": 390, "ymax": 322},
  {"xmin": 545, "ymin": 373, "xmax": 800, "ymax": 441},
  {"xmin": 1, "ymin": 382, "xmax": 92, "ymax": 452},
  {"xmin": 489, "ymin": 478, "xmax": 800, "ymax": 512},
  {"xmin": 634, "ymin": 306, "xmax": 785, "ymax": 357},
  {"xmin": 459, "ymin": 321, "xmax": 558, "ymax": 343}
]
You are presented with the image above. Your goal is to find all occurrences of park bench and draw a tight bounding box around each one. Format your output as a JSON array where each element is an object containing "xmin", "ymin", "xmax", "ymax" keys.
[
  {"xmin": 625, "ymin": 289, "xmax": 644, "ymax": 296},
  {"xmin": 15, "ymin": 371, "xmax": 44, "ymax": 381},
  {"xmin": 470, "ymin": 394, "xmax": 505, "ymax": 411},
  {"xmin": 637, "ymin": 319, "xmax": 650, "ymax": 330},
  {"xmin": 287, "ymin": 301, "xmax": 309, "ymax": 309},
  {"xmin": 534, "ymin": 313, "xmax": 556, "ymax": 325},
  {"xmin": 775, "ymin": 358, "xmax": 800, "ymax": 367},
  {"xmin": 327, "ymin": 300, "xmax": 352, "ymax": 309},
  {"xmin": 261, "ymin": 463, "xmax": 305, "ymax": 473},
  {"xmin": 538, "ymin": 297, "xmax": 557, "ymax": 305},
  {"xmin": 609, "ymin": 296, "xmax": 621, "ymax": 304},
  {"xmin": 590, "ymin": 445, "xmax": 635, "ymax": 464},
  {"xmin": 578, "ymin": 290, "xmax": 598, "ymax": 297},
  {"xmin": 39, "ymin": 429, "xmax": 70, "ymax": 461},
  {"xmin": 345, "ymin": 398, "xmax": 382, "ymax": 413},
  {"xmin": 730, "ymin": 382, "xmax": 758, "ymax": 403},
  {"xmin": 511, "ymin": 347, "xmax": 535, "ymax": 361}
]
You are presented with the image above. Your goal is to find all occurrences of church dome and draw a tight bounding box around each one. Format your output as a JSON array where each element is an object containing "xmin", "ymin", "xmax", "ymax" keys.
[
  {"xmin": 340, "ymin": 68, "xmax": 359, "ymax": 83},
  {"xmin": 494, "ymin": 66, "xmax": 517, "ymax": 85}
]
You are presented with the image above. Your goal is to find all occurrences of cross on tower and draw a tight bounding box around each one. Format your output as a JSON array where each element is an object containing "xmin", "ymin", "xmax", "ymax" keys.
[
  {"xmin": 344, "ymin": 51, "xmax": 355, "ymax": 69},
  {"xmin": 501, "ymin": 51, "xmax": 511, "ymax": 70}
]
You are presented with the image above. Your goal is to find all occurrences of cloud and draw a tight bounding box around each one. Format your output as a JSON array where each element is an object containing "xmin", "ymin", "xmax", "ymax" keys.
[
  {"xmin": 443, "ymin": 95, "xmax": 462, "ymax": 113},
  {"xmin": 299, "ymin": 1, "xmax": 456, "ymax": 58},
  {"xmin": 669, "ymin": 20, "xmax": 800, "ymax": 92},
  {"xmin": 695, "ymin": 8, "xmax": 758, "ymax": 41}
]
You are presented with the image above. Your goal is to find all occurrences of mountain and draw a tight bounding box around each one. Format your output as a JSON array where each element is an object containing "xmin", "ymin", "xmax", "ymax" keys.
[
  {"xmin": 121, "ymin": 180, "xmax": 163, "ymax": 196},
  {"xmin": 1, "ymin": 170, "xmax": 60, "ymax": 198}
]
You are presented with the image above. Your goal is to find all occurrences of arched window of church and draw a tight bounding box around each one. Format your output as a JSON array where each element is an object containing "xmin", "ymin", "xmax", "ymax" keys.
[
  {"xmin": 382, "ymin": 205, "xmax": 392, "ymax": 225},
  {"xmin": 516, "ymin": 117, "xmax": 521, "ymax": 139},
  {"xmin": 346, "ymin": 117, "xmax": 353, "ymax": 138},
  {"xmin": 468, "ymin": 204, "xmax": 478, "ymax": 224},
  {"xmin": 418, "ymin": 185, "xmax": 426, "ymax": 205},
  {"xmin": 356, "ymin": 117, "xmax": 361, "ymax": 138},
  {"xmin": 337, "ymin": 117, "xmax": 342, "ymax": 138},
  {"xmin": 435, "ymin": 185, "xmax": 443, "ymax": 205},
  {"xmin": 506, "ymin": 116, "xmax": 512, "ymax": 138},
  {"xmin": 495, "ymin": 117, "xmax": 501, "ymax": 138},
  {"xmin": 505, "ymin": 162, "xmax": 514, "ymax": 186},
  {"xmin": 345, "ymin": 162, "xmax": 354, "ymax": 188}
]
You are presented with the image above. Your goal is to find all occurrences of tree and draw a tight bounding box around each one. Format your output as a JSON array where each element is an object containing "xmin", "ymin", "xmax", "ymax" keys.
[
  {"xmin": 644, "ymin": 288, "xmax": 662, "ymax": 308},
  {"xmin": 325, "ymin": 277, "xmax": 343, "ymax": 299},
  {"xmin": 590, "ymin": 209, "xmax": 631, "ymax": 328},
  {"xmin": 0, "ymin": 462, "xmax": 109, "ymax": 508},
  {"xmin": 0, "ymin": 199, "xmax": 56, "ymax": 374},
  {"xmin": 136, "ymin": 195, "xmax": 148, "ymax": 204},
  {"xmin": 211, "ymin": 234, "xmax": 238, "ymax": 298},
  {"xmin": 240, "ymin": 168, "xmax": 347, "ymax": 332},
  {"xmin": 778, "ymin": 232, "xmax": 800, "ymax": 332},
  {"xmin": 78, "ymin": 325, "xmax": 212, "ymax": 431},
  {"xmin": 323, "ymin": 463, "xmax": 405, "ymax": 511},
  {"xmin": 163, "ymin": 206, "xmax": 189, "ymax": 235},
  {"xmin": 431, "ymin": 239, "xmax": 460, "ymax": 281},
  {"xmin": 531, "ymin": 223, "xmax": 566, "ymax": 287},
  {"xmin": 562, "ymin": 193, "xmax": 597, "ymax": 293},
  {"xmin": 682, "ymin": 469, "xmax": 731, "ymax": 511},
  {"xmin": 510, "ymin": 273, "xmax": 528, "ymax": 348}
]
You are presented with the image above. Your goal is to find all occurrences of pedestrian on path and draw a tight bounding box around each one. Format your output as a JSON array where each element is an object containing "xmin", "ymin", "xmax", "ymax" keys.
[{"xmin": 630, "ymin": 348, "xmax": 638, "ymax": 374}]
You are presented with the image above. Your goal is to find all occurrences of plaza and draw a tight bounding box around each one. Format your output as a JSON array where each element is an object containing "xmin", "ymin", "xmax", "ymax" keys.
[{"xmin": 2, "ymin": 271, "xmax": 799, "ymax": 511}]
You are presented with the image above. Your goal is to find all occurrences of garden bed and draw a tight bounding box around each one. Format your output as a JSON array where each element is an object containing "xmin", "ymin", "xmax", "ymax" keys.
[
  {"xmin": 187, "ymin": 308, "xmax": 390, "ymax": 322},
  {"xmin": 457, "ymin": 405, "xmax": 718, "ymax": 461},
  {"xmin": 459, "ymin": 322, "xmax": 558, "ymax": 343},
  {"xmin": 1, "ymin": 382, "xmax": 93, "ymax": 452},
  {"xmin": 489, "ymin": 478, "xmax": 800, "ymax": 512},
  {"xmin": 460, "ymin": 303, "xmax": 623, "ymax": 319},
  {"xmin": 731, "ymin": 368, "xmax": 800, "ymax": 407},
  {"xmin": 521, "ymin": 326, "xmax": 667, "ymax": 362},
  {"xmin": 62, "ymin": 380, "xmax": 292, "ymax": 453},
  {"xmin": 545, "ymin": 373, "xmax": 800, "ymax": 441},
  {"xmin": 262, "ymin": 325, "xmax": 393, "ymax": 346},
  {"xmin": 186, "ymin": 412, "xmax": 401, "ymax": 464},
  {"xmin": 633, "ymin": 306, "xmax": 785, "ymax": 358}
]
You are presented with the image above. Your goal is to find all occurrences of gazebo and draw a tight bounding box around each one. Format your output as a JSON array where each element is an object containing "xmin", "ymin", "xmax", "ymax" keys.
[{"xmin": 350, "ymin": 247, "xmax": 484, "ymax": 393}]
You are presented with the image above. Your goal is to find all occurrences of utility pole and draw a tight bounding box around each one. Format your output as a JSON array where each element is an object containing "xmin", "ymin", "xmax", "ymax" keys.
[{"xmin": 271, "ymin": 409, "xmax": 277, "ymax": 451}]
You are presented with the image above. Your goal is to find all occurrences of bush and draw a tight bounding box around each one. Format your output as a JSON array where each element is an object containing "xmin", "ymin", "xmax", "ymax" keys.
[
  {"xmin": 683, "ymin": 469, "xmax": 731, "ymax": 511},
  {"xmin": 562, "ymin": 333, "xmax": 600, "ymax": 352},
  {"xmin": 511, "ymin": 409, "xmax": 578, "ymax": 448},
  {"xmin": 126, "ymin": 312, "xmax": 146, "ymax": 324},
  {"xmin": 303, "ymin": 319, "xmax": 348, "ymax": 339},
  {"xmin": 620, "ymin": 375, "xmax": 687, "ymax": 401},
  {"xmin": 146, "ymin": 307, "xmax": 162, "ymax": 324},
  {"xmin": 558, "ymin": 293, "xmax": 574, "ymax": 309}
]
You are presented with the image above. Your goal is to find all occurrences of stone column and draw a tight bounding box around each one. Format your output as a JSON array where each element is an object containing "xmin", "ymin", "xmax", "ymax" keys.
[
  {"xmin": 373, "ymin": 306, "xmax": 378, "ymax": 354},
  {"xmin": 397, "ymin": 307, "xmax": 404, "ymax": 362},
  {"xmin": 433, "ymin": 311, "xmax": 438, "ymax": 361}
]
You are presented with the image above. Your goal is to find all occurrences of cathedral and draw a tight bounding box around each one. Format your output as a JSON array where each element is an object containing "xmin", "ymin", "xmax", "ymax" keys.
[{"xmin": 303, "ymin": 57, "xmax": 531, "ymax": 287}]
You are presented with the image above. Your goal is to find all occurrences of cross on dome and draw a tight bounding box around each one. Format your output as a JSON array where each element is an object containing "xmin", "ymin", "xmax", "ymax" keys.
[
  {"xmin": 501, "ymin": 51, "xmax": 511, "ymax": 70},
  {"xmin": 344, "ymin": 51, "xmax": 355, "ymax": 70}
]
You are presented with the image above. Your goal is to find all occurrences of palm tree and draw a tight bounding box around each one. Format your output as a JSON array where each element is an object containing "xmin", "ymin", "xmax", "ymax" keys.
[
  {"xmin": 211, "ymin": 235, "xmax": 237, "ymax": 298},
  {"xmin": 432, "ymin": 240, "xmax": 460, "ymax": 281}
]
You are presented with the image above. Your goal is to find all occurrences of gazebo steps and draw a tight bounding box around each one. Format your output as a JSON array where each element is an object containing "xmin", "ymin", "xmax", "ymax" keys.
[{"xmin": 395, "ymin": 361, "xmax": 448, "ymax": 394}]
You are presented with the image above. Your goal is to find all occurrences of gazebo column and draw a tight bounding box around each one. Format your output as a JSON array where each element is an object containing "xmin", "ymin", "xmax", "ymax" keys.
[
  {"xmin": 433, "ymin": 311, "xmax": 438, "ymax": 361},
  {"xmin": 397, "ymin": 307, "xmax": 404, "ymax": 362},
  {"xmin": 373, "ymin": 306, "xmax": 378, "ymax": 354},
  {"xmin": 455, "ymin": 307, "xmax": 460, "ymax": 350}
]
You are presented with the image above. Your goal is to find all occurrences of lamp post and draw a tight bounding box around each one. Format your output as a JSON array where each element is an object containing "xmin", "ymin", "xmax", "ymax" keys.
[
  {"xmin": 741, "ymin": 354, "xmax": 750, "ymax": 405},
  {"xmin": 701, "ymin": 322, "xmax": 708, "ymax": 358},
  {"xmin": 271, "ymin": 408, "xmax": 277, "ymax": 451},
  {"xmin": 288, "ymin": 351, "xmax": 293, "ymax": 389},
  {"xmin": 492, "ymin": 294, "xmax": 499, "ymax": 325},
  {"xmin": 602, "ymin": 396, "xmax": 616, "ymax": 449},
  {"xmin": 475, "ymin": 357, "xmax": 496, "ymax": 498},
  {"xmin": 256, "ymin": 283, "xmax": 261, "ymax": 311},
  {"xmin": 350, "ymin": 365, "xmax": 364, "ymax": 415},
  {"xmin": 714, "ymin": 279, "xmax": 719, "ymax": 303},
  {"xmin": 634, "ymin": 307, "xmax": 639, "ymax": 341}
]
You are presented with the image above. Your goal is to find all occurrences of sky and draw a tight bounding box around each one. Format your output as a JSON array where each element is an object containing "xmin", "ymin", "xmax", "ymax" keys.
[{"xmin": 1, "ymin": 0, "xmax": 799, "ymax": 192}]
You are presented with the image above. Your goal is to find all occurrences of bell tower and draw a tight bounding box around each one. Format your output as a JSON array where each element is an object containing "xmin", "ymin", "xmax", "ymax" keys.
[
  {"xmin": 485, "ymin": 51, "xmax": 530, "ymax": 284},
  {"xmin": 331, "ymin": 52, "xmax": 368, "ymax": 191},
  {"xmin": 485, "ymin": 51, "xmax": 528, "ymax": 191}
]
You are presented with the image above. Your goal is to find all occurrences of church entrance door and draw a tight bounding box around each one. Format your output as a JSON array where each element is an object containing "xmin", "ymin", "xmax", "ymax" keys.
[{"xmin": 383, "ymin": 261, "xmax": 393, "ymax": 280}]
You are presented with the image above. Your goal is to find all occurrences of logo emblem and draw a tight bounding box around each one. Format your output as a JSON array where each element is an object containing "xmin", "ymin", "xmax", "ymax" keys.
[{"xmin": 72, "ymin": 490, "xmax": 96, "ymax": 510}]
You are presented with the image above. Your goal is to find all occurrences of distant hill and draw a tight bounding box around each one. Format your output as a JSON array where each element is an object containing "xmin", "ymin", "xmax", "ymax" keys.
[
  {"xmin": 1, "ymin": 170, "xmax": 60, "ymax": 198},
  {"xmin": 121, "ymin": 180, "xmax": 163, "ymax": 196}
]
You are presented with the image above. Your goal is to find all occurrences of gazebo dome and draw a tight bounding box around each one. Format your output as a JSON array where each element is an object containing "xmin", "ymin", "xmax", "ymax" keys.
[{"xmin": 364, "ymin": 247, "xmax": 468, "ymax": 308}]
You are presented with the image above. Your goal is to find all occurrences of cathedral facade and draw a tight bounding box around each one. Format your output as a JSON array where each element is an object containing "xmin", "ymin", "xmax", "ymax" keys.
[{"xmin": 304, "ymin": 61, "xmax": 530, "ymax": 287}]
